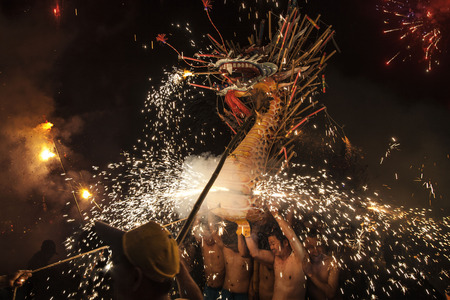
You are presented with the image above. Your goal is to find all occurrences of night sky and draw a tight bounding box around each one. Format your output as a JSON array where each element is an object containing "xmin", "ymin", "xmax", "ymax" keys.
[{"xmin": 0, "ymin": 0, "xmax": 449, "ymax": 280}]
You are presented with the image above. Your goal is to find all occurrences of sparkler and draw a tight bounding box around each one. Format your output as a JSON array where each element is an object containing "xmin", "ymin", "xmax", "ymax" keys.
[
  {"xmin": 79, "ymin": 187, "xmax": 103, "ymax": 212},
  {"xmin": 379, "ymin": 0, "xmax": 450, "ymax": 71}
]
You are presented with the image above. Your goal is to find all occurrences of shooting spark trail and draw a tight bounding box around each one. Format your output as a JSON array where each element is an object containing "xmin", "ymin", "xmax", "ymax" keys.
[
  {"xmin": 379, "ymin": 0, "xmax": 450, "ymax": 72},
  {"xmin": 380, "ymin": 137, "xmax": 401, "ymax": 164}
]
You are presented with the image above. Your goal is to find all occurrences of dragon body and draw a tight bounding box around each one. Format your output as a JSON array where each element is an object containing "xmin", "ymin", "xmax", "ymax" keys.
[
  {"xmin": 207, "ymin": 78, "xmax": 283, "ymax": 221},
  {"xmin": 159, "ymin": 3, "xmax": 336, "ymax": 221}
]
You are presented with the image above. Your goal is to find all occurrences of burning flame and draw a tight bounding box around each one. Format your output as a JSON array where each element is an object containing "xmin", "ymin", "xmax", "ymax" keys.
[
  {"xmin": 183, "ymin": 70, "xmax": 193, "ymax": 77},
  {"xmin": 40, "ymin": 147, "xmax": 56, "ymax": 161},
  {"xmin": 80, "ymin": 189, "xmax": 92, "ymax": 199},
  {"xmin": 41, "ymin": 122, "xmax": 54, "ymax": 131}
]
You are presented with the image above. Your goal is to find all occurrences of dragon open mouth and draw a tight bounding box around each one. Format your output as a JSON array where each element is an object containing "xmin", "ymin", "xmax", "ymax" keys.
[
  {"xmin": 216, "ymin": 59, "xmax": 278, "ymax": 83},
  {"xmin": 218, "ymin": 60, "xmax": 261, "ymax": 80}
]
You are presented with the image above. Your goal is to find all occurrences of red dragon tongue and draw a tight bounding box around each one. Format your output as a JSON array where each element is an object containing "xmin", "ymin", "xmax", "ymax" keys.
[{"xmin": 225, "ymin": 90, "xmax": 252, "ymax": 118}]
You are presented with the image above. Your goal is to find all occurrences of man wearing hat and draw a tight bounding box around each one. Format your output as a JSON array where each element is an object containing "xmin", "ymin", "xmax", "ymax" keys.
[{"xmin": 95, "ymin": 220, "xmax": 202, "ymax": 300}]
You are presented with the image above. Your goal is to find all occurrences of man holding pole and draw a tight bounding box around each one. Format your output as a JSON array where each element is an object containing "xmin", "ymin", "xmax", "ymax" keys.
[
  {"xmin": 244, "ymin": 209, "xmax": 307, "ymax": 300},
  {"xmin": 0, "ymin": 270, "xmax": 31, "ymax": 289},
  {"xmin": 95, "ymin": 220, "xmax": 202, "ymax": 300}
]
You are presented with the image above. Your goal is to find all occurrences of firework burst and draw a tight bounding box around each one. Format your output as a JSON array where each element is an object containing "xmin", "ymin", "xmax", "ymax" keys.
[{"xmin": 379, "ymin": 0, "xmax": 450, "ymax": 72}]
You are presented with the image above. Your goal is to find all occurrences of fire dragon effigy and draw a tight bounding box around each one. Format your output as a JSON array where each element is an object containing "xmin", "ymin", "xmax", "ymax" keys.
[{"xmin": 157, "ymin": 0, "xmax": 337, "ymax": 222}]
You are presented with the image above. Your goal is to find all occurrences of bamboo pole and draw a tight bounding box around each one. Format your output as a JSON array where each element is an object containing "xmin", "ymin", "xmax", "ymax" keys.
[
  {"xmin": 32, "ymin": 246, "xmax": 109, "ymax": 273},
  {"xmin": 268, "ymin": 11, "xmax": 272, "ymax": 41},
  {"xmin": 176, "ymin": 115, "xmax": 255, "ymax": 244},
  {"xmin": 289, "ymin": 17, "xmax": 308, "ymax": 61}
]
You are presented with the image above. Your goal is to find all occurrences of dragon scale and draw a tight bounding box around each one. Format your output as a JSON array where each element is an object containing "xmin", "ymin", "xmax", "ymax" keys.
[{"xmin": 206, "ymin": 80, "xmax": 283, "ymax": 221}]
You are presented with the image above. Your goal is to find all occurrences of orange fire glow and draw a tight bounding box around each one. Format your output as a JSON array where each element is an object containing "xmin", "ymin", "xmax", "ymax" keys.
[
  {"xmin": 53, "ymin": 3, "xmax": 61, "ymax": 18},
  {"xmin": 40, "ymin": 147, "xmax": 56, "ymax": 161},
  {"xmin": 41, "ymin": 122, "xmax": 54, "ymax": 131},
  {"xmin": 80, "ymin": 189, "xmax": 92, "ymax": 199}
]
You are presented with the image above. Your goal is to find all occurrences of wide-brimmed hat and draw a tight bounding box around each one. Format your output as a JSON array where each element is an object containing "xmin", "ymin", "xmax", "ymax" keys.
[{"xmin": 95, "ymin": 220, "xmax": 180, "ymax": 282}]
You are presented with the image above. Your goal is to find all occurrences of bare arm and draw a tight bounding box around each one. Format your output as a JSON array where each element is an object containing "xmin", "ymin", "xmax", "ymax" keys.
[
  {"xmin": 306, "ymin": 260, "xmax": 339, "ymax": 299},
  {"xmin": 238, "ymin": 234, "xmax": 251, "ymax": 257},
  {"xmin": 245, "ymin": 232, "xmax": 274, "ymax": 265},
  {"xmin": 272, "ymin": 211, "xmax": 306, "ymax": 261},
  {"xmin": 176, "ymin": 259, "xmax": 203, "ymax": 300}
]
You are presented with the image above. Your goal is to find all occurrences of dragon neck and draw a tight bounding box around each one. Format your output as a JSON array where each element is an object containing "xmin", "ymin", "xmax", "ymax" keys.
[{"xmin": 230, "ymin": 84, "xmax": 283, "ymax": 175}]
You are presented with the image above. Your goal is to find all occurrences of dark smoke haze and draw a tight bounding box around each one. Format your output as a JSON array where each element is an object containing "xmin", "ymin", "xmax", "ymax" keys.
[{"xmin": 0, "ymin": 2, "xmax": 87, "ymax": 272}]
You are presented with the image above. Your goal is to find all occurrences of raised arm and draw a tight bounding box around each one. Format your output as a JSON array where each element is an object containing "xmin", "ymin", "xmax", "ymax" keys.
[
  {"xmin": 237, "ymin": 234, "xmax": 251, "ymax": 257},
  {"xmin": 271, "ymin": 211, "xmax": 306, "ymax": 261},
  {"xmin": 176, "ymin": 259, "xmax": 203, "ymax": 300},
  {"xmin": 304, "ymin": 258, "xmax": 340, "ymax": 299},
  {"xmin": 245, "ymin": 230, "xmax": 274, "ymax": 265}
]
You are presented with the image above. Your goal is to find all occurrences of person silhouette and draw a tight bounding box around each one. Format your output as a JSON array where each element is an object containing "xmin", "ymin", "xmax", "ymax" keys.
[
  {"xmin": 27, "ymin": 240, "xmax": 57, "ymax": 270},
  {"xmin": 25, "ymin": 239, "xmax": 58, "ymax": 299}
]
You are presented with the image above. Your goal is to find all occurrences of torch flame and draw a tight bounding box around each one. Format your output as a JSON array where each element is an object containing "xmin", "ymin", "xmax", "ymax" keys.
[
  {"xmin": 40, "ymin": 147, "xmax": 56, "ymax": 161},
  {"xmin": 41, "ymin": 122, "xmax": 54, "ymax": 131},
  {"xmin": 183, "ymin": 70, "xmax": 193, "ymax": 78},
  {"xmin": 81, "ymin": 189, "xmax": 92, "ymax": 199}
]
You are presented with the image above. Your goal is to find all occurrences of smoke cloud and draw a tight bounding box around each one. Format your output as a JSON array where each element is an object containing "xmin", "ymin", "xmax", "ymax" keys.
[
  {"xmin": 171, "ymin": 154, "xmax": 218, "ymax": 218},
  {"xmin": 0, "ymin": 3, "xmax": 86, "ymax": 272}
]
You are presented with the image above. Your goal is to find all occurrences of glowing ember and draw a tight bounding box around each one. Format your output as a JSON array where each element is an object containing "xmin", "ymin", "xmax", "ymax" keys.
[{"xmin": 53, "ymin": 2, "xmax": 61, "ymax": 19}]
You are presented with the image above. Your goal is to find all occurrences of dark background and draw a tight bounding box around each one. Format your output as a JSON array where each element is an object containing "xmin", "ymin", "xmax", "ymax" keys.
[{"xmin": 0, "ymin": 0, "xmax": 448, "ymax": 275}]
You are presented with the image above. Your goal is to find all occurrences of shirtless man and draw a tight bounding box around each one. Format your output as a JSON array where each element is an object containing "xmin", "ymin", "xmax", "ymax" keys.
[
  {"xmin": 245, "ymin": 221, "xmax": 275, "ymax": 300},
  {"xmin": 215, "ymin": 219, "xmax": 253, "ymax": 300},
  {"xmin": 303, "ymin": 233, "xmax": 339, "ymax": 300},
  {"xmin": 193, "ymin": 214, "xmax": 226, "ymax": 300},
  {"xmin": 245, "ymin": 210, "xmax": 307, "ymax": 300}
]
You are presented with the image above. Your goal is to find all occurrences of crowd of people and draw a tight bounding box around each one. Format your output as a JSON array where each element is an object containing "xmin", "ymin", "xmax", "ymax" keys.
[
  {"xmin": 183, "ymin": 208, "xmax": 340, "ymax": 300},
  {"xmin": 0, "ymin": 208, "xmax": 341, "ymax": 300},
  {"xmin": 90, "ymin": 206, "xmax": 341, "ymax": 300},
  {"xmin": 3, "ymin": 206, "xmax": 447, "ymax": 299}
]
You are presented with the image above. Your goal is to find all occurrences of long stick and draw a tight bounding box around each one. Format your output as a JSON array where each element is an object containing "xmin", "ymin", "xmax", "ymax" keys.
[
  {"xmin": 32, "ymin": 246, "xmax": 109, "ymax": 273},
  {"xmin": 176, "ymin": 115, "xmax": 255, "ymax": 244},
  {"xmin": 163, "ymin": 217, "xmax": 188, "ymax": 228},
  {"xmin": 53, "ymin": 140, "xmax": 83, "ymax": 219},
  {"xmin": 11, "ymin": 246, "xmax": 109, "ymax": 300}
]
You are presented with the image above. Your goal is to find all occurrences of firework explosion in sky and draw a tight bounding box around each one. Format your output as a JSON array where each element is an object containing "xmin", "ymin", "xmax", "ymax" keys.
[
  {"xmin": 380, "ymin": 0, "xmax": 450, "ymax": 71},
  {"xmin": 0, "ymin": 0, "xmax": 449, "ymax": 299}
]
